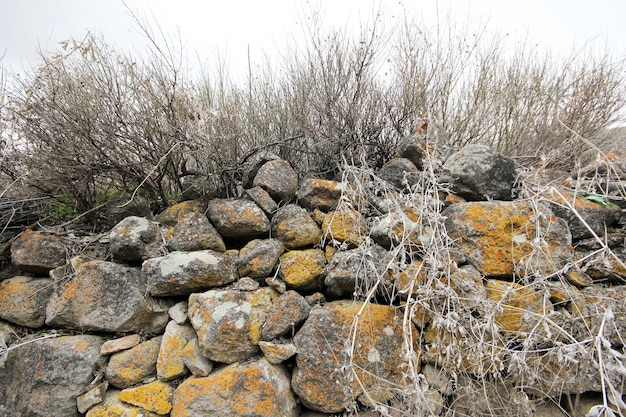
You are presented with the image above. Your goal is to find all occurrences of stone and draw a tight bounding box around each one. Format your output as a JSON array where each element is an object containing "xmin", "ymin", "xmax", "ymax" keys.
[
  {"xmin": 258, "ymin": 340, "xmax": 297, "ymax": 364},
  {"xmin": 181, "ymin": 337, "xmax": 213, "ymax": 377},
  {"xmin": 441, "ymin": 144, "xmax": 518, "ymax": 201},
  {"xmin": 76, "ymin": 381, "xmax": 108, "ymax": 414},
  {"xmin": 10, "ymin": 230, "xmax": 67, "ymax": 274},
  {"xmin": 233, "ymin": 276, "xmax": 261, "ymax": 291},
  {"xmin": 245, "ymin": 186, "xmax": 279, "ymax": 216},
  {"xmin": 262, "ymin": 290, "xmax": 311, "ymax": 340},
  {"xmin": 369, "ymin": 207, "xmax": 434, "ymax": 249},
  {"xmin": 271, "ymin": 204, "xmax": 322, "ymax": 249},
  {"xmin": 180, "ymin": 174, "xmax": 225, "ymax": 200},
  {"xmin": 0, "ymin": 334, "xmax": 105, "ymax": 417},
  {"xmin": 321, "ymin": 207, "xmax": 366, "ymax": 246},
  {"xmin": 119, "ymin": 380, "xmax": 175, "ymax": 415},
  {"xmin": 278, "ymin": 249, "xmax": 326, "ymax": 292},
  {"xmin": 100, "ymin": 334, "xmax": 141, "ymax": 355},
  {"xmin": 206, "ymin": 198, "xmax": 270, "ymax": 238},
  {"xmin": 171, "ymin": 358, "xmax": 298, "ymax": 417},
  {"xmin": 241, "ymin": 151, "xmax": 281, "ymax": 189},
  {"xmin": 143, "ymin": 250, "xmax": 238, "ymax": 296},
  {"xmin": 109, "ymin": 216, "xmax": 161, "ymax": 263},
  {"xmin": 297, "ymin": 178, "xmax": 344, "ymax": 211},
  {"xmin": 444, "ymin": 201, "xmax": 573, "ymax": 278},
  {"xmin": 167, "ymin": 212, "xmax": 226, "ymax": 252},
  {"xmin": 396, "ymin": 128, "xmax": 435, "ymax": 170},
  {"xmin": 292, "ymin": 300, "xmax": 418, "ymax": 413},
  {"xmin": 155, "ymin": 200, "xmax": 205, "ymax": 227},
  {"xmin": 253, "ymin": 159, "xmax": 298, "ymax": 203},
  {"xmin": 324, "ymin": 245, "xmax": 390, "ymax": 298},
  {"xmin": 0, "ymin": 276, "xmax": 53, "ymax": 327},
  {"xmin": 104, "ymin": 336, "xmax": 162, "ymax": 389},
  {"xmin": 157, "ymin": 321, "xmax": 196, "ymax": 381},
  {"xmin": 188, "ymin": 287, "xmax": 277, "ymax": 363},
  {"xmin": 168, "ymin": 301, "xmax": 188, "ymax": 324},
  {"xmin": 45, "ymin": 260, "xmax": 170, "ymax": 334},
  {"xmin": 543, "ymin": 189, "xmax": 621, "ymax": 240},
  {"xmin": 236, "ymin": 238, "xmax": 284, "ymax": 280},
  {"xmin": 86, "ymin": 389, "xmax": 161, "ymax": 417},
  {"xmin": 379, "ymin": 157, "xmax": 420, "ymax": 189}
]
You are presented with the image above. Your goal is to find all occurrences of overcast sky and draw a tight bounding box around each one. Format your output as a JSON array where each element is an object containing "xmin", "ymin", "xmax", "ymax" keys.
[{"xmin": 1, "ymin": 0, "xmax": 626, "ymax": 82}]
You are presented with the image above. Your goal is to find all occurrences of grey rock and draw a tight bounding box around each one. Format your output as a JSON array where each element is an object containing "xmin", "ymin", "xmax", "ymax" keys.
[
  {"xmin": 324, "ymin": 245, "xmax": 390, "ymax": 298},
  {"xmin": 245, "ymin": 186, "xmax": 279, "ymax": 216},
  {"xmin": 167, "ymin": 212, "xmax": 226, "ymax": 252},
  {"xmin": 236, "ymin": 238, "xmax": 284, "ymax": 280},
  {"xmin": 11, "ymin": 230, "xmax": 67, "ymax": 274},
  {"xmin": 262, "ymin": 290, "xmax": 311, "ymax": 340},
  {"xmin": 104, "ymin": 336, "xmax": 162, "ymax": 389},
  {"xmin": 206, "ymin": 198, "xmax": 270, "ymax": 239},
  {"xmin": 297, "ymin": 178, "xmax": 344, "ymax": 212},
  {"xmin": 242, "ymin": 151, "xmax": 281, "ymax": 189},
  {"xmin": 109, "ymin": 216, "xmax": 161, "ymax": 262},
  {"xmin": 379, "ymin": 157, "xmax": 420, "ymax": 189},
  {"xmin": 271, "ymin": 204, "xmax": 322, "ymax": 249},
  {"xmin": 0, "ymin": 276, "xmax": 53, "ymax": 327},
  {"xmin": 105, "ymin": 193, "xmax": 152, "ymax": 228},
  {"xmin": 253, "ymin": 159, "xmax": 298, "ymax": 203}
]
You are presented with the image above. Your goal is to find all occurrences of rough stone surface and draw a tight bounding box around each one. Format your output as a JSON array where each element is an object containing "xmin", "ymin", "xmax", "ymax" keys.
[
  {"xmin": 143, "ymin": 249, "xmax": 238, "ymax": 296},
  {"xmin": 259, "ymin": 340, "xmax": 298, "ymax": 364},
  {"xmin": 156, "ymin": 321, "xmax": 196, "ymax": 381},
  {"xmin": 292, "ymin": 300, "xmax": 417, "ymax": 413},
  {"xmin": 253, "ymin": 158, "xmax": 298, "ymax": 203},
  {"xmin": 245, "ymin": 186, "xmax": 279, "ymax": 216},
  {"xmin": 119, "ymin": 380, "xmax": 175, "ymax": 415},
  {"xmin": 321, "ymin": 207, "xmax": 366, "ymax": 246},
  {"xmin": 109, "ymin": 216, "xmax": 161, "ymax": 263},
  {"xmin": 297, "ymin": 178, "xmax": 345, "ymax": 211},
  {"xmin": 441, "ymin": 144, "xmax": 518, "ymax": 201},
  {"xmin": 104, "ymin": 336, "xmax": 162, "ymax": 389},
  {"xmin": 271, "ymin": 204, "xmax": 322, "ymax": 249},
  {"xmin": 168, "ymin": 301, "xmax": 188, "ymax": 324},
  {"xmin": 278, "ymin": 249, "xmax": 326, "ymax": 292},
  {"xmin": 206, "ymin": 198, "xmax": 270, "ymax": 238},
  {"xmin": 181, "ymin": 337, "xmax": 213, "ymax": 377},
  {"xmin": 10, "ymin": 230, "xmax": 67, "ymax": 274},
  {"xmin": 45, "ymin": 260, "xmax": 170, "ymax": 334},
  {"xmin": 262, "ymin": 290, "xmax": 311, "ymax": 340},
  {"xmin": 241, "ymin": 151, "xmax": 281, "ymax": 189},
  {"xmin": 444, "ymin": 201, "xmax": 573, "ymax": 277},
  {"xmin": 167, "ymin": 212, "xmax": 226, "ymax": 252},
  {"xmin": 324, "ymin": 245, "xmax": 390, "ymax": 298},
  {"xmin": 77, "ymin": 381, "xmax": 108, "ymax": 414},
  {"xmin": 379, "ymin": 157, "xmax": 420, "ymax": 189},
  {"xmin": 0, "ymin": 334, "xmax": 105, "ymax": 417},
  {"xmin": 155, "ymin": 200, "xmax": 205, "ymax": 227},
  {"xmin": 86, "ymin": 389, "xmax": 161, "ymax": 417},
  {"xmin": 236, "ymin": 238, "xmax": 284, "ymax": 280},
  {"xmin": 0, "ymin": 276, "xmax": 53, "ymax": 327},
  {"xmin": 188, "ymin": 287, "xmax": 277, "ymax": 363},
  {"xmin": 370, "ymin": 206, "xmax": 434, "ymax": 249},
  {"xmin": 171, "ymin": 358, "xmax": 298, "ymax": 417},
  {"xmin": 100, "ymin": 334, "xmax": 141, "ymax": 355}
]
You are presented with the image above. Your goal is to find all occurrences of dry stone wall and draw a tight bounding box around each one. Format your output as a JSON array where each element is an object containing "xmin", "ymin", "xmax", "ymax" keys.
[{"xmin": 1, "ymin": 141, "xmax": 626, "ymax": 417}]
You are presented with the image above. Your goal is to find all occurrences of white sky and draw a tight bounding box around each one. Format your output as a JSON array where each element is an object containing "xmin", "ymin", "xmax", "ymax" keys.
[{"xmin": 1, "ymin": 0, "xmax": 626, "ymax": 82}]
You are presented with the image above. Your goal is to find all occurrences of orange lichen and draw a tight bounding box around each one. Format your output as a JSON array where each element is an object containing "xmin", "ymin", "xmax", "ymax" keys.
[
  {"xmin": 119, "ymin": 381, "xmax": 174, "ymax": 415},
  {"xmin": 485, "ymin": 279, "xmax": 550, "ymax": 333},
  {"xmin": 322, "ymin": 207, "xmax": 365, "ymax": 245},
  {"xmin": 279, "ymin": 249, "xmax": 326, "ymax": 288}
]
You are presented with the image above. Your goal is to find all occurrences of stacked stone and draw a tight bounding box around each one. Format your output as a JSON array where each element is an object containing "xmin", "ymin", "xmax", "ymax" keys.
[{"xmin": 0, "ymin": 143, "xmax": 625, "ymax": 417}]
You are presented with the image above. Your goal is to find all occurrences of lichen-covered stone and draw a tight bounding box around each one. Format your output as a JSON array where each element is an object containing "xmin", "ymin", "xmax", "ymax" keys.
[
  {"xmin": 154, "ymin": 200, "xmax": 205, "ymax": 227},
  {"xmin": 322, "ymin": 207, "xmax": 366, "ymax": 246},
  {"xmin": 206, "ymin": 198, "xmax": 270, "ymax": 238},
  {"xmin": 157, "ymin": 321, "xmax": 196, "ymax": 381},
  {"xmin": 181, "ymin": 337, "xmax": 213, "ymax": 377},
  {"xmin": 444, "ymin": 201, "xmax": 573, "ymax": 278},
  {"xmin": 119, "ymin": 381, "xmax": 175, "ymax": 415},
  {"xmin": 171, "ymin": 358, "xmax": 298, "ymax": 417},
  {"xmin": 253, "ymin": 159, "xmax": 298, "ymax": 203},
  {"xmin": 10, "ymin": 229, "xmax": 67, "ymax": 274},
  {"xmin": 245, "ymin": 186, "xmax": 279, "ymax": 216},
  {"xmin": 104, "ymin": 336, "xmax": 162, "ymax": 389},
  {"xmin": 45, "ymin": 260, "xmax": 170, "ymax": 334},
  {"xmin": 0, "ymin": 276, "xmax": 53, "ymax": 327},
  {"xmin": 86, "ymin": 389, "xmax": 161, "ymax": 417},
  {"xmin": 379, "ymin": 157, "xmax": 420, "ymax": 189},
  {"xmin": 259, "ymin": 340, "xmax": 297, "ymax": 364},
  {"xmin": 236, "ymin": 238, "xmax": 284, "ymax": 280},
  {"xmin": 297, "ymin": 178, "xmax": 344, "ymax": 211},
  {"xmin": 271, "ymin": 204, "xmax": 322, "ymax": 249},
  {"xmin": 100, "ymin": 334, "xmax": 141, "ymax": 355},
  {"xmin": 110, "ymin": 216, "xmax": 161, "ymax": 262},
  {"xmin": 278, "ymin": 249, "xmax": 326, "ymax": 292},
  {"xmin": 370, "ymin": 207, "xmax": 434, "ymax": 249},
  {"xmin": 262, "ymin": 290, "xmax": 311, "ymax": 340},
  {"xmin": 292, "ymin": 300, "xmax": 418, "ymax": 413},
  {"xmin": 324, "ymin": 245, "xmax": 390, "ymax": 298},
  {"xmin": 167, "ymin": 212, "xmax": 226, "ymax": 252},
  {"xmin": 143, "ymin": 250, "xmax": 238, "ymax": 296},
  {"xmin": 77, "ymin": 381, "xmax": 108, "ymax": 414},
  {"xmin": 188, "ymin": 287, "xmax": 278, "ymax": 363}
]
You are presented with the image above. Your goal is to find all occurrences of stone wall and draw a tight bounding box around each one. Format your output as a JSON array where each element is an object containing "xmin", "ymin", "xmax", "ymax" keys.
[{"xmin": 1, "ymin": 142, "xmax": 626, "ymax": 417}]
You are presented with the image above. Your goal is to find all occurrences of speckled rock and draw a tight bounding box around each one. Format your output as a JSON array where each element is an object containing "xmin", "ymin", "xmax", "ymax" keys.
[
  {"xmin": 262, "ymin": 290, "xmax": 311, "ymax": 340},
  {"xmin": 236, "ymin": 238, "xmax": 285, "ymax": 280},
  {"xmin": 297, "ymin": 178, "xmax": 345, "ymax": 211},
  {"xmin": 444, "ymin": 201, "xmax": 573, "ymax": 278},
  {"xmin": 171, "ymin": 358, "xmax": 298, "ymax": 417},
  {"xmin": 253, "ymin": 159, "xmax": 298, "ymax": 203},
  {"xmin": 10, "ymin": 230, "xmax": 67, "ymax": 274},
  {"xmin": 157, "ymin": 321, "xmax": 196, "ymax": 381},
  {"xmin": 271, "ymin": 204, "xmax": 322, "ymax": 249},
  {"xmin": 100, "ymin": 334, "xmax": 141, "ymax": 355},
  {"xmin": 259, "ymin": 340, "xmax": 297, "ymax": 364},
  {"xmin": 245, "ymin": 186, "xmax": 279, "ymax": 216},
  {"xmin": 324, "ymin": 245, "xmax": 390, "ymax": 298},
  {"xmin": 45, "ymin": 260, "xmax": 170, "ymax": 334},
  {"xmin": 188, "ymin": 287, "xmax": 278, "ymax": 363},
  {"xmin": 206, "ymin": 198, "xmax": 270, "ymax": 238},
  {"xmin": 86, "ymin": 389, "xmax": 161, "ymax": 417},
  {"xmin": 0, "ymin": 334, "xmax": 105, "ymax": 417},
  {"xmin": 119, "ymin": 380, "xmax": 175, "ymax": 415},
  {"xmin": 278, "ymin": 249, "xmax": 326, "ymax": 292},
  {"xmin": 242, "ymin": 151, "xmax": 282, "ymax": 188},
  {"xmin": 369, "ymin": 207, "xmax": 434, "ymax": 249},
  {"xmin": 167, "ymin": 212, "xmax": 226, "ymax": 252},
  {"xmin": 110, "ymin": 216, "xmax": 161, "ymax": 263},
  {"xmin": 181, "ymin": 337, "xmax": 213, "ymax": 377},
  {"xmin": 77, "ymin": 382, "xmax": 108, "ymax": 414},
  {"xmin": 292, "ymin": 300, "xmax": 418, "ymax": 413},
  {"xmin": 104, "ymin": 336, "xmax": 162, "ymax": 389},
  {"xmin": 0, "ymin": 276, "xmax": 53, "ymax": 327},
  {"xmin": 321, "ymin": 207, "xmax": 366, "ymax": 246},
  {"xmin": 379, "ymin": 157, "xmax": 420, "ymax": 189},
  {"xmin": 155, "ymin": 200, "xmax": 205, "ymax": 227},
  {"xmin": 143, "ymin": 250, "xmax": 238, "ymax": 296}
]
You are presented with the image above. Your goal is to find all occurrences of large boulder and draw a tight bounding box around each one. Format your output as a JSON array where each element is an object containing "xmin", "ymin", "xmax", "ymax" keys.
[
  {"xmin": 206, "ymin": 198, "xmax": 270, "ymax": 239},
  {"xmin": 0, "ymin": 276, "xmax": 53, "ymax": 327},
  {"xmin": 10, "ymin": 230, "xmax": 67, "ymax": 274},
  {"xmin": 0, "ymin": 334, "xmax": 105, "ymax": 417},
  {"xmin": 440, "ymin": 144, "xmax": 517, "ymax": 201},
  {"xmin": 261, "ymin": 290, "xmax": 311, "ymax": 341},
  {"xmin": 45, "ymin": 260, "xmax": 170, "ymax": 334},
  {"xmin": 278, "ymin": 249, "xmax": 326, "ymax": 293}
]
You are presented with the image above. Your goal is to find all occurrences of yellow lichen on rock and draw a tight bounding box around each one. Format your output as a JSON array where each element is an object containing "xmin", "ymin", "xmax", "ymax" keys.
[
  {"xmin": 119, "ymin": 381, "xmax": 175, "ymax": 415},
  {"xmin": 322, "ymin": 207, "xmax": 365, "ymax": 246}
]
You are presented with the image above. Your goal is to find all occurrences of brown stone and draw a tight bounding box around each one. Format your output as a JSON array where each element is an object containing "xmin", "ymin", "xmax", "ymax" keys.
[
  {"xmin": 297, "ymin": 178, "xmax": 344, "ymax": 211},
  {"xmin": 206, "ymin": 198, "xmax": 270, "ymax": 239},
  {"xmin": 271, "ymin": 204, "xmax": 322, "ymax": 249},
  {"xmin": 100, "ymin": 334, "xmax": 141, "ymax": 355},
  {"xmin": 104, "ymin": 336, "xmax": 162, "ymax": 389},
  {"xmin": 321, "ymin": 207, "xmax": 366, "ymax": 246},
  {"xmin": 278, "ymin": 249, "xmax": 326, "ymax": 292},
  {"xmin": 0, "ymin": 276, "xmax": 53, "ymax": 327},
  {"xmin": 11, "ymin": 230, "xmax": 67, "ymax": 274},
  {"xmin": 155, "ymin": 200, "xmax": 205, "ymax": 227}
]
